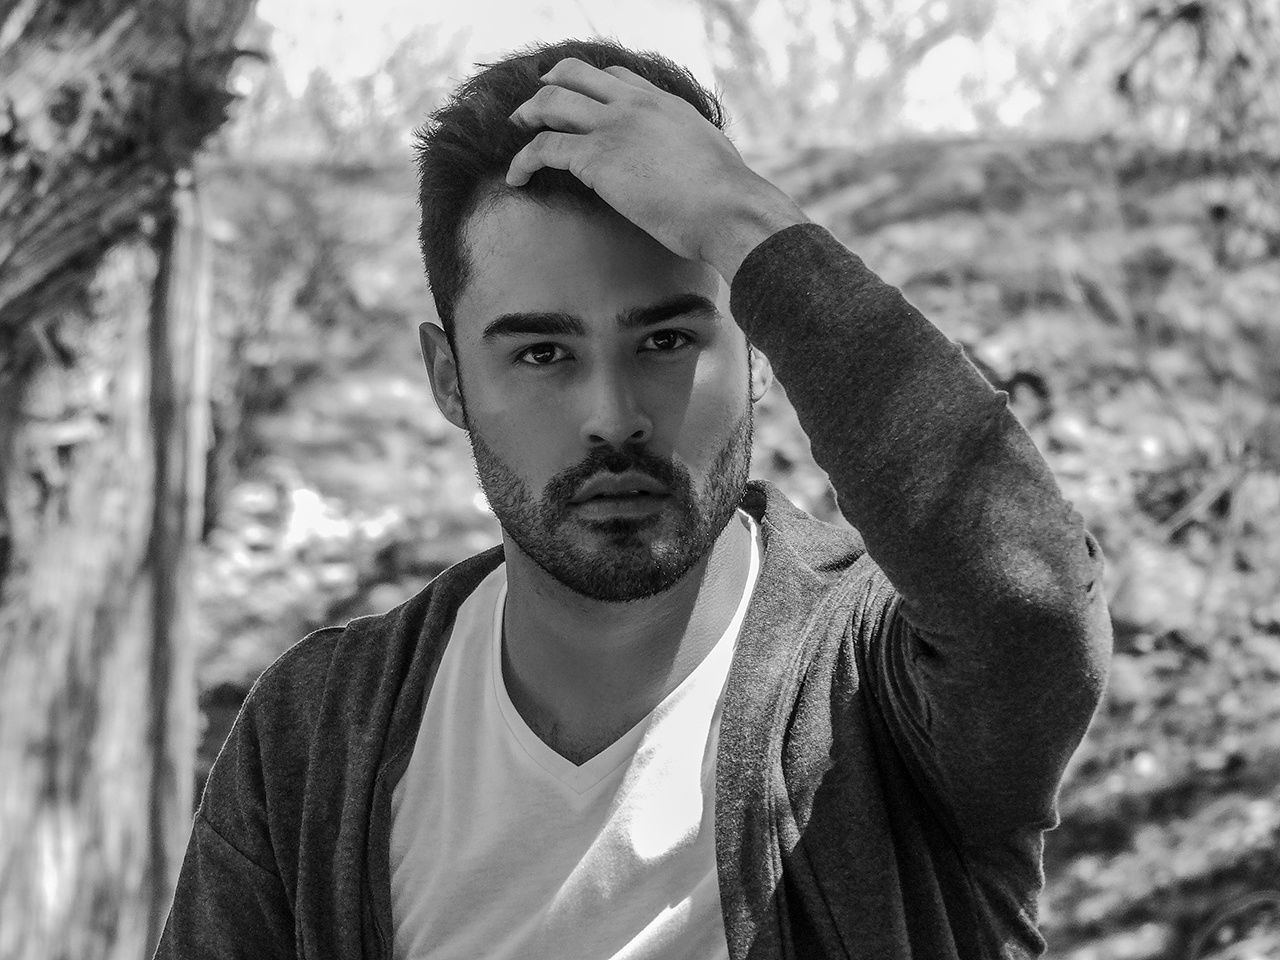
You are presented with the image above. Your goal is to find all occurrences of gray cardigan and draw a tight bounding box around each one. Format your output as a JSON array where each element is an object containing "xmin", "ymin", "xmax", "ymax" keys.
[{"xmin": 157, "ymin": 224, "xmax": 1112, "ymax": 959}]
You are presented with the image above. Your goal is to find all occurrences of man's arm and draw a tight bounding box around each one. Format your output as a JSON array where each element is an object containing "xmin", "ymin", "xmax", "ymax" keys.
[
  {"xmin": 156, "ymin": 813, "xmax": 296, "ymax": 958},
  {"xmin": 154, "ymin": 671, "xmax": 299, "ymax": 959},
  {"xmin": 507, "ymin": 57, "xmax": 1112, "ymax": 844},
  {"xmin": 730, "ymin": 223, "xmax": 1112, "ymax": 843}
]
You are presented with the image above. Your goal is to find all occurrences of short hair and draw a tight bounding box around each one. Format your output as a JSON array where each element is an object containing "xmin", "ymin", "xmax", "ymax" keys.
[{"xmin": 413, "ymin": 38, "xmax": 726, "ymax": 343}]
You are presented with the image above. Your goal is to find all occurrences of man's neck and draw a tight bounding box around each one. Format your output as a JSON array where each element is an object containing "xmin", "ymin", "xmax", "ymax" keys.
[{"xmin": 499, "ymin": 513, "xmax": 755, "ymax": 764}]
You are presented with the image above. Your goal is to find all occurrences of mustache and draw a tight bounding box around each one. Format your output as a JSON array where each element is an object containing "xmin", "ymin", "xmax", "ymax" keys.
[{"xmin": 543, "ymin": 446, "xmax": 689, "ymax": 507}]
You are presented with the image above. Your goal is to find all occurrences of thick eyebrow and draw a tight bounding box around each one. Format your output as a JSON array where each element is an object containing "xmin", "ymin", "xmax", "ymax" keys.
[
  {"xmin": 619, "ymin": 293, "xmax": 719, "ymax": 330},
  {"xmin": 480, "ymin": 293, "xmax": 718, "ymax": 342}
]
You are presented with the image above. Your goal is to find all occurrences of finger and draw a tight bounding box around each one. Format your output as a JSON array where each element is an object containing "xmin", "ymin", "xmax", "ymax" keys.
[
  {"xmin": 540, "ymin": 56, "xmax": 633, "ymax": 103},
  {"xmin": 506, "ymin": 129, "xmax": 587, "ymax": 187},
  {"xmin": 510, "ymin": 83, "xmax": 609, "ymax": 134},
  {"xmin": 603, "ymin": 64, "xmax": 661, "ymax": 92}
]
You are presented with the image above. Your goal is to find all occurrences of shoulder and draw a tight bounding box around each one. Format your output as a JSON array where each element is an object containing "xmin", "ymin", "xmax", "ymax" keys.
[
  {"xmin": 230, "ymin": 547, "xmax": 504, "ymax": 757},
  {"xmin": 198, "ymin": 547, "xmax": 505, "ymax": 839},
  {"xmin": 249, "ymin": 623, "xmax": 347, "ymax": 704}
]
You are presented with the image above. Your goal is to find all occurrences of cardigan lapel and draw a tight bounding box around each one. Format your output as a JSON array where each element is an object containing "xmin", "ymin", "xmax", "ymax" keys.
[
  {"xmin": 334, "ymin": 546, "xmax": 504, "ymax": 959},
  {"xmin": 715, "ymin": 482, "xmax": 865, "ymax": 960}
]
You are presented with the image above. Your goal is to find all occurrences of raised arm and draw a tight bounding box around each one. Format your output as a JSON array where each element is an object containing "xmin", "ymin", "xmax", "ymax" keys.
[{"xmin": 729, "ymin": 224, "xmax": 1113, "ymax": 843}]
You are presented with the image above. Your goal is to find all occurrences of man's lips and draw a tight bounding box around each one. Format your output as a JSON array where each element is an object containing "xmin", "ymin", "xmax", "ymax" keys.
[
  {"xmin": 568, "ymin": 471, "xmax": 670, "ymax": 504},
  {"xmin": 571, "ymin": 492, "xmax": 669, "ymax": 507},
  {"xmin": 569, "ymin": 491, "xmax": 670, "ymax": 519}
]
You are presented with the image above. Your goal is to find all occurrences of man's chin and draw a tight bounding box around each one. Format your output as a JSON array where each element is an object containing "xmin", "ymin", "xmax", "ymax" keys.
[
  {"xmin": 553, "ymin": 555, "xmax": 701, "ymax": 603},
  {"xmin": 515, "ymin": 521, "xmax": 710, "ymax": 602},
  {"xmin": 568, "ymin": 512, "xmax": 664, "ymax": 539}
]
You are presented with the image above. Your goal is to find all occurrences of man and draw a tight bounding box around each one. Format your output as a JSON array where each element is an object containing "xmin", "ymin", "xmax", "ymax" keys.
[{"xmin": 158, "ymin": 38, "xmax": 1112, "ymax": 960}]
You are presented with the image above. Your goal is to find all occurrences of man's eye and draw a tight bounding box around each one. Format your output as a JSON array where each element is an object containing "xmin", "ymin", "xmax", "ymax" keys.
[
  {"xmin": 641, "ymin": 330, "xmax": 692, "ymax": 352},
  {"xmin": 516, "ymin": 343, "xmax": 568, "ymax": 365}
]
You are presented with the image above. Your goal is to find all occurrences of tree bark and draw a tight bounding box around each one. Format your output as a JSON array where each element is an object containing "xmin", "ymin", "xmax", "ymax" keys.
[{"xmin": 0, "ymin": 2, "xmax": 251, "ymax": 958}]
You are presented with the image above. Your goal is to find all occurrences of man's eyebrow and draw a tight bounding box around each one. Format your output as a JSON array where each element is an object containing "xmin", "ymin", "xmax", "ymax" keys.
[
  {"xmin": 480, "ymin": 293, "xmax": 718, "ymax": 342},
  {"xmin": 481, "ymin": 311, "xmax": 583, "ymax": 342},
  {"xmin": 618, "ymin": 293, "xmax": 719, "ymax": 329}
]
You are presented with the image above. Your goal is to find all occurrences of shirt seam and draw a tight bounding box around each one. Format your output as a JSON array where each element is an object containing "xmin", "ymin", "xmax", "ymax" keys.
[{"xmin": 197, "ymin": 810, "xmax": 284, "ymax": 880}]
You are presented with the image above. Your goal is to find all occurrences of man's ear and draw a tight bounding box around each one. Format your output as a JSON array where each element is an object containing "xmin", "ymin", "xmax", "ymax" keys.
[
  {"xmin": 419, "ymin": 322, "xmax": 468, "ymax": 430},
  {"xmin": 748, "ymin": 343, "xmax": 773, "ymax": 404}
]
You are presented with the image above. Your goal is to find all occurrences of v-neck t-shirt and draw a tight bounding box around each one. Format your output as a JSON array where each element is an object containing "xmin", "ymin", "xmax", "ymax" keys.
[{"xmin": 389, "ymin": 510, "xmax": 761, "ymax": 960}]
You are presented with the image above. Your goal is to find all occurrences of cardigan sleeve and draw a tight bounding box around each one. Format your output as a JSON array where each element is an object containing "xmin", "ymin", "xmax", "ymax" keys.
[
  {"xmin": 154, "ymin": 812, "xmax": 296, "ymax": 960},
  {"xmin": 151, "ymin": 626, "xmax": 341, "ymax": 960},
  {"xmin": 729, "ymin": 223, "xmax": 1113, "ymax": 846}
]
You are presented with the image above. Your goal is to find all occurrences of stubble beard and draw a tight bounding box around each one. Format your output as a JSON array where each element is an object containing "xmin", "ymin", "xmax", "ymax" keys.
[{"xmin": 468, "ymin": 408, "xmax": 753, "ymax": 603}]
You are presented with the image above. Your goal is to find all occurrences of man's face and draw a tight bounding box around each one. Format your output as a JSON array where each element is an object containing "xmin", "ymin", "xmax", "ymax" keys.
[{"xmin": 434, "ymin": 192, "xmax": 757, "ymax": 602}]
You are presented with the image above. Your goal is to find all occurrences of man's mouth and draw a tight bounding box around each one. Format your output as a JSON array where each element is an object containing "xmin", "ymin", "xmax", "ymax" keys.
[
  {"xmin": 569, "ymin": 471, "xmax": 671, "ymax": 504},
  {"xmin": 569, "ymin": 488, "xmax": 670, "ymax": 518}
]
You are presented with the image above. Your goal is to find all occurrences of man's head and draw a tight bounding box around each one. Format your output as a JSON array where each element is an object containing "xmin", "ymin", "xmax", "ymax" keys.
[
  {"xmin": 414, "ymin": 37, "xmax": 726, "ymax": 343},
  {"xmin": 414, "ymin": 40, "xmax": 770, "ymax": 603}
]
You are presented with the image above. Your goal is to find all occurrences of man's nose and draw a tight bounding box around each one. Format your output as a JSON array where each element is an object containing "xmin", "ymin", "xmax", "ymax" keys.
[{"xmin": 580, "ymin": 371, "xmax": 652, "ymax": 448}]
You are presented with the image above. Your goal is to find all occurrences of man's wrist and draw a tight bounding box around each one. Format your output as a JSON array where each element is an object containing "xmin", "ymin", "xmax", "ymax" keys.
[{"xmin": 703, "ymin": 177, "xmax": 809, "ymax": 286}]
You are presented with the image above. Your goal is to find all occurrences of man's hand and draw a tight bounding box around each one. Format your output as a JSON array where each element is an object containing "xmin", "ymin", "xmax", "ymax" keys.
[{"xmin": 506, "ymin": 57, "xmax": 807, "ymax": 284}]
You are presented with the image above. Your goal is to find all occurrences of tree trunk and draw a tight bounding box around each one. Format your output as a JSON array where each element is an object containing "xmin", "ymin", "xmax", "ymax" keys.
[{"xmin": 0, "ymin": 2, "xmax": 251, "ymax": 958}]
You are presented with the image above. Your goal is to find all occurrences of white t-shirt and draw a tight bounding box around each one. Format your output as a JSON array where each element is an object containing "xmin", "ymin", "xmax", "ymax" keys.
[{"xmin": 389, "ymin": 511, "xmax": 761, "ymax": 960}]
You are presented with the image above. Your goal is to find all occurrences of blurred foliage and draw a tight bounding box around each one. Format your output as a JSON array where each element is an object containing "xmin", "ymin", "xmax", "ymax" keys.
[
  {"xmin": 216, "ymin": 15, "xmax": 467, "ymax": 163},
  {"xmin": 693, "ymin": 0, "xmax": 999, "ymax": 144},
  {"xmin": 1096, "ymin": 0, "xmax": 1280, "ymax": 155},
  {"xmin": 1076, "ymin": 0, "xmax": 1280, "ymax": 265},
  {"xmin": 686, "ymin": 0, "xmax": 1202, "ymax": 146}
]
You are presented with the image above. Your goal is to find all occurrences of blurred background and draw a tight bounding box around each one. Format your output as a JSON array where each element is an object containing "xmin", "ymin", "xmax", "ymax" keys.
[{"xmin": 2, "ymin": 0, "xmax": 1280, "ymax": 957}]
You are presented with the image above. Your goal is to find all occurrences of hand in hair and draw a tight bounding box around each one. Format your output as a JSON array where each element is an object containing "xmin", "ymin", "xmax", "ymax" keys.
[{"xmin": 506, "ymin": 57, "xmax": 807, "ymax": 284}]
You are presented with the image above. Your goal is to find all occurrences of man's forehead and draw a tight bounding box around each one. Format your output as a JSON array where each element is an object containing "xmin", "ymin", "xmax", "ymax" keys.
[
  {"xmin": 458, "ymin": 183, "xmax": 542, "ymax": 262},
  {"xmin": 460, "ymin": 186, "xmax": 632, "ymax": 260},
  {"xmin": 455, "ymin": 188, "xmax": 726, "ymax": 330}
]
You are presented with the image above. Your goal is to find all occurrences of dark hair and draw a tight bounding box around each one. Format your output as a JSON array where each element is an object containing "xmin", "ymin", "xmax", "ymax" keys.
[{"xmin": 413, "ymin": 37, "xmax": 726, "ymax": 342}]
